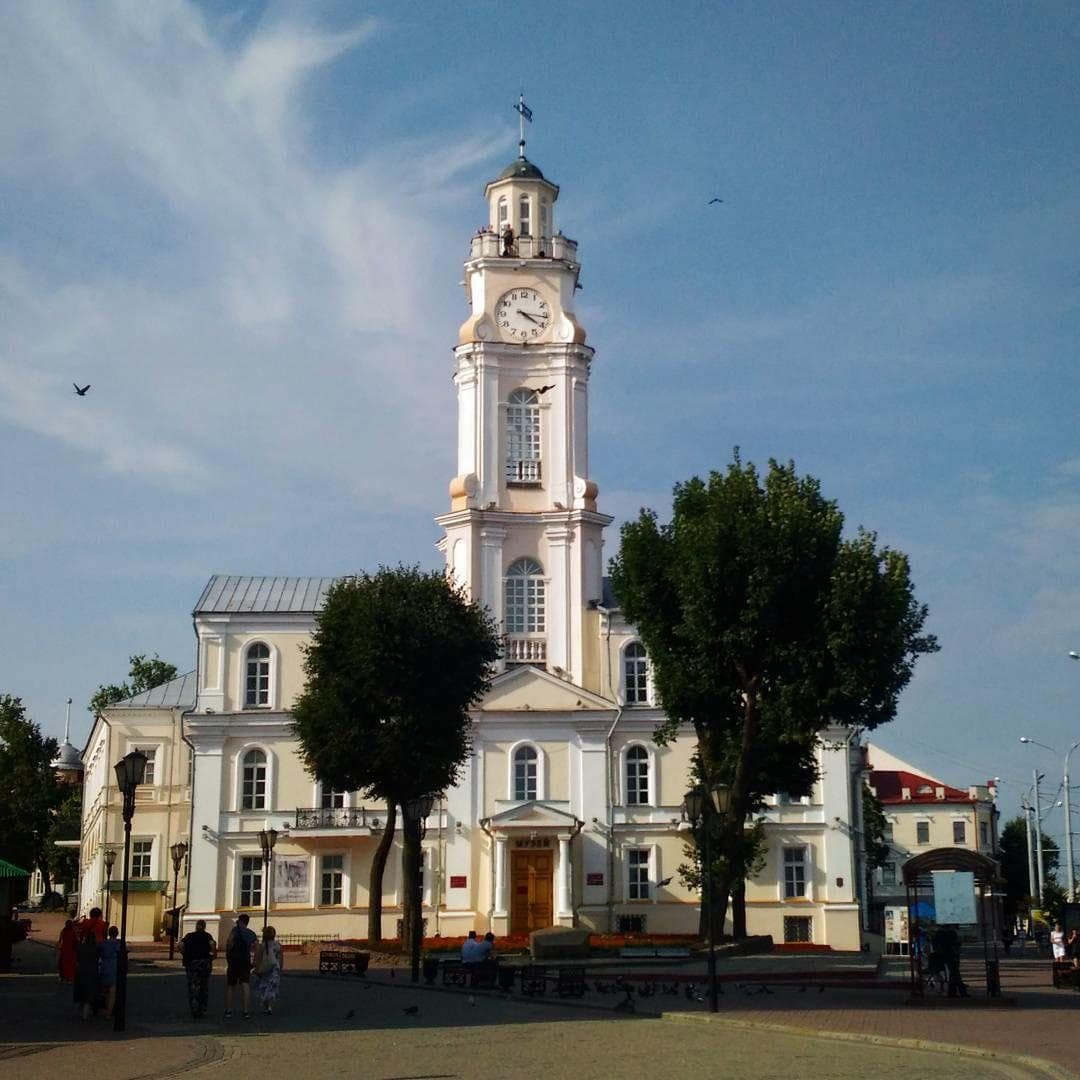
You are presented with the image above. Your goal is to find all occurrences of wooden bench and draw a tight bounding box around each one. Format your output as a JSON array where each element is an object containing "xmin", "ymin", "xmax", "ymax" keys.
[{"xmin": 318, "ymin": 950, "xmax": 369, "ymax": 976}]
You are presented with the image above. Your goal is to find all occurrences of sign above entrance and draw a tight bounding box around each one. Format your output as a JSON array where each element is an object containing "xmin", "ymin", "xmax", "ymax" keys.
[
  {"xmin": 514, "ymin": 836, "xmax": 551, "ymax": 848},
  {"xmin": 450, "ymin": 875, "xmax": 467, "ymax": 889}
]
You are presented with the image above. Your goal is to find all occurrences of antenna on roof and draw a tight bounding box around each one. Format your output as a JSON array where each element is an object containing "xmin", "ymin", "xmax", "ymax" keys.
[{"xmin": 513, "ymin": 92, "xmax": 533, "ymax": 159}]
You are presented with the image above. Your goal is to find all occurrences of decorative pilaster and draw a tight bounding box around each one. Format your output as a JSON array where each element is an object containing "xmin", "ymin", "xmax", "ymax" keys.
[
  {"xmin": 493, "ymin": 835, "xmax": 508, "ymax": 916},
  {"xmin": 556, "ymin": 835, "xmax": 571, "ymax": 917}
]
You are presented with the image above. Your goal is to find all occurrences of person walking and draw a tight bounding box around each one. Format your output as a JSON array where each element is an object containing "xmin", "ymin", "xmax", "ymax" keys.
[
  {"xmin": 80, "ymin": 907, "xmax": 107, "ymax": 944},
  {"xmin": 73, "ymin": 931, "xmax": 100, "ymax": 1020},
  {"xmin": 98, "ymin": 926, "xmax": 121, "ymax": 1019},
  {"xmin": 223, "ymin": 913, "xmax": 257, "ymax": 1019},
  {"xmin": 181, "ymin": 919, "xmax": 217, "ymax": 1019},
  {"xmin": 252, "ymin": 925, "xmax": 283, "ymax": 1015},
  {"xmin": 57, "ymin": 919, "xmax": 79, "ymax": 982}
]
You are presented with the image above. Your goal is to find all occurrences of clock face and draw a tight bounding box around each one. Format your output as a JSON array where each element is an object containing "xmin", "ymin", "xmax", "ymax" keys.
[{"xmin": 496, "ymin": 288, "xmax": 551, "ymax": 341}]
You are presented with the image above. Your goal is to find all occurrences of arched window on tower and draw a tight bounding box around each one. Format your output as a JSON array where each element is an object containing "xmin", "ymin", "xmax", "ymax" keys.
[
  {"xmin": 504, "ymin": 557, "xmax": 546, "ymax": 664},
  {"xmin": 513, "ymin": 745, "xmax": 538, "ymax": 800},
  {"xmin": 241, "ymin": 748, "xmax": 267, "ymax": 810},
  {"xmin": 244, "ymin": 642, "xmax": 271, "ymax": 708},
  {"xmin": 519, "ymin": 194, "xmax": 532, "ymax": 237},
  {"xmin": 539, "ymin": 200, "xmax": 550, "ymax": 240},
  {"xmin": 626, "ymin": 745, "xmax": 650, "ymax": 805},
  {"xmin": 497, "ymin": 195, "xmax": 508, "ymax": 230},
  {"xmin": 506, "ymin": 388, "xmax": 541, "ymax": 484},
  {"xmin": 623, "ymin": 642, "xmax": 650, "ymax": 705}
]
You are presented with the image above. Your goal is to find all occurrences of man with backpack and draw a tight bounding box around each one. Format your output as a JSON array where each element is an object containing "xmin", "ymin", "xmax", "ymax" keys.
[{"xmin": 223, "ymin": 913, "xmax": 257, "ymax": 1019}]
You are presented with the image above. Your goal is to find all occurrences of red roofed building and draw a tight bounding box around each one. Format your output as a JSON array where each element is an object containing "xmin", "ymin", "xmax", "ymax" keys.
[{"xmin": 864, "ymin": 744, "xmax": 999, "ymax": 937}]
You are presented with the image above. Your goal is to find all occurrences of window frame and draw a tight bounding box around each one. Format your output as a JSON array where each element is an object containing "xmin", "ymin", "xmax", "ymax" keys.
[
  {"xmin": 782, "ymin": 844, "xmax": 809, "ymax": 900},
  {"xmin": 320, "ymin": 853, "xmax": 346, "ymax": 907},
  {"xmin": 508, "ymin": 741, "xmax": 544, "ymax": 801},
  {"xmin": 504, "ymin": 557, "xmax": 546, "ymax": 635},
  {"xmin": 916, "ymin": 819, "xmax": 931, "ymax": 845},
  {"xmin": 241, "ymin": 640, "xmax": 275, "ymax": 710},
  {"xmin": 622, "ymin": 743, "xmax": 654, "ymax": 807},
  {"xmin": 622, "ymin": 641, "xmax": 651, "ymax": 706},
  {"xmin": 236, "ymin": 745, "xmax": 272, "ymax": 812},
  {"xmin": 881, "ymin": 861, "xmax": 897, "ymax": 887},
  {"xmin": 130, "ymin": 838, "xmax": 154, "ymax": 879},
  {"xmin": 238, "ymin": 853, "xmax": 264, "ymax": 909},
  {"xmin": 952, "ymin": 819, "xmax": 966, "ymax": 845},
  {"xmin": 626, "ymin": 846, "xmax": 654, "ymax": 902},
  {"xmin": 505, "ymin": 389, "xmax": 542, "ymax": 485},
  {"xmin": 519, "ymin": 193, "xmax": 532, "ymax": 237}
]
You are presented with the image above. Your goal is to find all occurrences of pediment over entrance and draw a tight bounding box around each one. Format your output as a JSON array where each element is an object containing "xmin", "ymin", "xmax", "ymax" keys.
[
  {"xmin": 484, "ymin": 800, "xmax": 583, "ymax": 832},
  {"xmin": 478, "ymin": 664, "xmax": 615, "ymax": 714}
]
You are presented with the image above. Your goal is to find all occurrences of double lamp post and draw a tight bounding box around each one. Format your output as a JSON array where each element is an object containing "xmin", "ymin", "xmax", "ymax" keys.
[
  {"xmin": 403, "ymin": 793, "xmax": 436, "ymax": 983},
  {"xmin": 112, "ymin": 749, "xmax": 148, "ymax": 1033},
  {"xmin": 683, "ymin": 781, "xmax": 732, "ymax": 1014}
]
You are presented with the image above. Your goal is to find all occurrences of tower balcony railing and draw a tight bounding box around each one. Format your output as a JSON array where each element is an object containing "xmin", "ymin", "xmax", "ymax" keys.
[
  {"xmin": 505, "ymin": 635, "xmax": 547, "ymax": 665},
  {"xmin": 469, "ymin": 230, "xmax": 577, "ymax": 262},
  {"xmin": 294, "ymin": 807, "xmax": 381, "ymax": 830},
  {"xmin": 506, "ymin": 458, "xmax": 542, "ymax": 485}
]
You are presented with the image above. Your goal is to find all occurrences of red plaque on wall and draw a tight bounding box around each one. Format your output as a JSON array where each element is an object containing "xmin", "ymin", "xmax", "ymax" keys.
[
  {"xmin": 450, "ymin": 875, "xmax": 467, "ymax": 889},
  {"xmin": 586, "ymin": 872, "xmax": 604, "ymax": 886}
]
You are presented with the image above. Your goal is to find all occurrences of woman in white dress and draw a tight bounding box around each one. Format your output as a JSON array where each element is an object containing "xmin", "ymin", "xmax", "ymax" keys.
[
  {"xmin": 252, "ymin": 925, "xmax": 283, "ymax": 1014},
  {"xmin": 1051, "ymin": 922, "xmax": 1066, "ymax": 961}
]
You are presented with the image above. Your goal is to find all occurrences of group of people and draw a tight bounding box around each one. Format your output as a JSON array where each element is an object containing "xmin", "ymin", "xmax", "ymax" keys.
[
  {"xmin": 57, "ymin": 907, "xmax": 283, "ymax": 1022},
  {"xmin": 460, "ymin": 929, "xmax": 497, "ymax": 965},
  {"xmin": 914, "ymin": 924, "xmax": 970, "ymax": 998},
  {"xmin": 180, "ymin": 912, "xmax": 283, "ymax": 1019},
  {"xmin": 57, "ymin": 907, "xmax": 122, "ymax": 1019}
]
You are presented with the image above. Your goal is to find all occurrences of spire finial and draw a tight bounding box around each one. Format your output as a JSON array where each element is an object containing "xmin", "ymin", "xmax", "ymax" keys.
[
  {"xmin": 513, "ymin": 92, "xmax": 533, "ymax": 159},
  {"xmin": 64, "ymin": 697, "xmax": 72, "ymax": 743}
]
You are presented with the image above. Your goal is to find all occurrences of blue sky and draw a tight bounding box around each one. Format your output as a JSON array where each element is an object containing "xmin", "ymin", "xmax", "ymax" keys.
[{"xmin": 1, "ymin": 1, "xmax": 1078, "ymax": 841}]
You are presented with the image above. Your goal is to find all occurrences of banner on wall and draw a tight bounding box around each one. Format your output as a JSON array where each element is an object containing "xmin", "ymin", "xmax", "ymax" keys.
[{"xmin": 274, "ymin": 856, "xmax": 309, "ymax": 903}]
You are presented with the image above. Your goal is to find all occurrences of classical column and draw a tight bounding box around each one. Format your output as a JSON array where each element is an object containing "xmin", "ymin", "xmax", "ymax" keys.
[
  {"xmin": 493, "ymin": 835, "xmax": 508, "ymax": 916},
  {"xmin": 557, "ymin": 835, "xmax": 572, "ymax": 917}
]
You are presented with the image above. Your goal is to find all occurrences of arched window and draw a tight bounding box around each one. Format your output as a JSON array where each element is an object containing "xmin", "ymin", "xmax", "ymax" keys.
[
  {"xmin": 241, "ymin": 748, "xmax": 267, "ymax": 810},
  {"xmin": 244, "ymin": 642, "xmax": 271, "ymax": 708},
  {"xmin": 626, "ymin": 745, "xmax": 649, "ymax": 805},
  {"xmin": 497, "ymin": 195, "xmax": 508, "ymax": 228},
  {"xmin": 506, "ymin": 388, "xmax": 541, "ymax": 483},
  {"xmin": 519, "ymin": 194, "xmax": 531, "ymax": 237},
  {"xmin": 505, "ymin": 558, "xmax": 546, "ymax": 634},
  {"xmin": 624, "ymin": 642, "xmax": 649, "ymax": 705},
  {"xmin": 539, "ymin": 200, "xmax": 549, "ymax": 239},
  {"xmin": 513, "ymin": 745, "xmax": 538, "ymax": 800}
]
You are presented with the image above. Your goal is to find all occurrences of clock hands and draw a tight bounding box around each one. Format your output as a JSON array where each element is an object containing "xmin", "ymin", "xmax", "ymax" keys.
[{"xmin": 516, "ymin": 309, "xmax": 545, "ymax": 325}]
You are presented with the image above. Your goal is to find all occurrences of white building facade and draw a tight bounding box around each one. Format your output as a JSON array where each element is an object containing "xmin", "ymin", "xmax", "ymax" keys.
[{"xmin": 179, "ymin": 147, "xmax": 865, "ymax": 950}]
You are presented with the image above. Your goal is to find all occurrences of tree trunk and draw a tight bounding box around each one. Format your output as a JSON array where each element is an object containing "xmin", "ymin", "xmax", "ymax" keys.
[
  {"xmin": 37, "ymin": 855, "xmax": 52, "ymax": 900},
  {"xmin": 400, "ymin": 813, "xmax": 423, "ymax": 949},
  {"xmin": 367, "ymin": 800, "xmax": 397, "ymax": 943},
  {"xmin": 731, "ymin": 879, "xmax": 747, "ymax": 939}
]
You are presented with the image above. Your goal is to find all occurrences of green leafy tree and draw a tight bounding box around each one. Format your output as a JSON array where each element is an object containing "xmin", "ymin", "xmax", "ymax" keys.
[
  {"xmin": 610, "ymin": 453, "xmax": 938, "ymax": 936},
  {"xmin": 47, "ymin": 785, "xmax": 83, "ymax": 891},
  {"xmin": 0, "ymin": 696, "xmax": 62, "ymax": 895},
  {"xmin": 89, "ymin": 654, "xmax": 178, "ymax": 715},
  {"xmin": 862, "ymin": 784, "xmax": 891, "ymax": 871},
  {"xmin": 292, "ymin": 568, "xmax": 501, "ymax": 943}
]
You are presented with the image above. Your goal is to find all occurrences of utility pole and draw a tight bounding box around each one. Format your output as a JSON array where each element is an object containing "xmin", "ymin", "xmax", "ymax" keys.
[
  {"xmin": 1021, "ymin": 797, "xmax": 1036, "ymax": 901},
  {"xmin": 1064, "ymin": 744, "xmax": 1077, "ymax": 901},
  {"xmin": 1033, "ymin": 769, "xmax": 1046, "ymax": 906}
]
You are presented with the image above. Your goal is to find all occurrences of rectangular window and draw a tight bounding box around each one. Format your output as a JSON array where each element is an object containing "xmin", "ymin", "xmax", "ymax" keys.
[
  {"xmin": 783, "ymin": 846, "xmax": 807, "ymax": 898},
  {"xmin": 505, "ymin": 577, "xmax": 545, "ymax": 634},
  {"xmin": 320, "ymin": 788, "xmax": 346, "ymax": 809},
  {"xmin": 980, "ymin": 821, "xmax": 989, "ymax": 847},
  {"xmin": 506, "ymin": 402, "xmax": 542, "ymax": 484},
  {"xmin": 131, "ymin": 839, "xmax": 152, "ymax": 879},
  {"xmin": 916, "ymin": 821, "xmax": 930, "ymax": 845},
  {"xmin": 783, "ymin": 916, "xmax": 813, "ymax": 944},
  {"xmin": 321, "ymin": 855, "xmax": 344, "ymax": 905},
  {"xmin": 881, "ymin": 862, "xmax": 897, "ymax": 887},
  {"xmin": 135, "ymin": 747, "xmax": 156, "ymax": 786},
  {"xmin": 952, "ymin": 820, "xmax": 966, "ymax": 844},
  {"xmin": 239, "ymin": 855, "xmax": 263, "ymax": 908},
  {"xmin": 883, "ymin": 821, "xmax": 894, "ymax": 843},
  {"xmin": 519, "ymin": 194, "xmax": 531, "ymax": 237},
  {"xmin": 627, "ymin": 848, "xmax": 651, "ymax": 900}
]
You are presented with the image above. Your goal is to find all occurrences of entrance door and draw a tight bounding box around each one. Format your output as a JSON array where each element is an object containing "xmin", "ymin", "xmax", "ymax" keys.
[{"xmin": 510, "ymin": 849, "xmax": 553, "ymax": 934}]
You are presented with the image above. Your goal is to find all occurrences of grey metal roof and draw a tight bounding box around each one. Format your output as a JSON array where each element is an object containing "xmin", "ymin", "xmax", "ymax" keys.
[
  {"xmin": 497, "ymin": 156, "xmax": 546, "ymax": 181},
  {"xmin": 194, "ymin": 575, "xmax": 340, "ymax": 615},
  {"xmin": 110, "ymin": 670, "xmax": 197, "ymax": 710},
  {"xmin": 601, "ymin": 575, "xmax": 619, "ymax": 610}
]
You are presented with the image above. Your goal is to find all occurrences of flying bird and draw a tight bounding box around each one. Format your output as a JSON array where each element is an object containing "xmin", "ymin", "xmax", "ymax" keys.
[
  {"xmin": 73, "ymin": 383, "xmax": 91, "ymax": 396},
  {"xmin": 707, "ymin": 198, "xmax": 724, "ymax": 205},
  {"xmin": 344, "ymin": 1009, "xmax": 355, "ymax": 1020},
  {"xmin": 402, "ymin": 1004, "xmax": 419, "ymax": 1015},
  {"xmin": 657, "ymin": 876, "xmax": 673, "ymax": 887},
  {"xmin": 535, "ymin": 384, "xmax": 556, "ymax": 394}
]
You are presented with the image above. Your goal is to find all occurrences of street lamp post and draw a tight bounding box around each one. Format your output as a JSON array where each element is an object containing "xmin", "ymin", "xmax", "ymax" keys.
[
  {"xmin": 103, "ymin": 848, "xmax": 117, "ymax": 928},
  {"xmin": 112, "ymin": 749, "xmax": 148, "ymax": 1033},
  {"xmin": 168, "ymin": 841, "xmax": 189, "ymax": 960},
  {"xmin": 1020, "ymin": 736, "xmax": 1078, "ymax": 901},
  {"xmin": 683, "ymin": 782, "xmax": 731, "ymax": 1014},
  {"xmin": 1019, "ymin": 798, "xmax": 1037, "ymax": 903},
  {"xmin": 403, "ymin": 793, "xmax": 436, "ymax": 984},
  {"xmin": 257, "ymin": 828, "xmax": 278, "ymax": 932}
]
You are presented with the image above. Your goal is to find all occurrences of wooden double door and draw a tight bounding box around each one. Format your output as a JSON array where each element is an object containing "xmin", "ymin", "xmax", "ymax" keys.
[{"xmin": 510, "ymin": 849, "xmax": 553, "ymax": 934}]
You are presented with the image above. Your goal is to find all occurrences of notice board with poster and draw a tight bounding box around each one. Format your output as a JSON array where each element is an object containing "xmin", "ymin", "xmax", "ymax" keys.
[
  {"xmin": 274, "ymin": 855, "xmax": 310, "ymax": 903},
  {"xmin": 932, "ymin": 870, "xmax": 977, "ymax": 925},
  {"xmin": 884, "ymin": 905, "xmax": 910, "ymax": 955}
]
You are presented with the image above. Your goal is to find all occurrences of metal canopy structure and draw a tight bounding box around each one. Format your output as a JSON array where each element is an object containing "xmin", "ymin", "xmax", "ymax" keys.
[{"xmin": 903, "ymin": 847, "xmax": 1004, "ymax": 1001}]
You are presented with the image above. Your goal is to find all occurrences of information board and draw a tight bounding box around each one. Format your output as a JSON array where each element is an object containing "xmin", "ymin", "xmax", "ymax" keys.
[
  {"xmin": 274, "ymin": 855, "xmax": 310, "ymax": 903},
  {"xmin": 931, "ymin": 870, "xmax": 976, "ymax": 925}
]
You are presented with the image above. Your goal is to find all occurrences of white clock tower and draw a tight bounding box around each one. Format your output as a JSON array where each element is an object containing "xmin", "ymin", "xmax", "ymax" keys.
[{"xmin": 436, "ymin": 132, "xmax": 611, "ymax": 684}]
